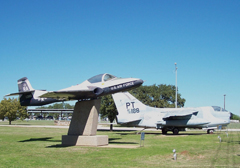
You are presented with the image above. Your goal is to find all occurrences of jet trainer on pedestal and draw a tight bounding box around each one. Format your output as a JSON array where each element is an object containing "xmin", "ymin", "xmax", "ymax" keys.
[{"xmin": 5, "ymin": 74, "xmax": 143, "ymax": 106}]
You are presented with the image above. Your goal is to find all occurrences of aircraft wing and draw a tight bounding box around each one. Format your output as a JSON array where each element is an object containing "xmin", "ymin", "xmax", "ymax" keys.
[
  {"xmin": 162, "ymin": 110, "xmax": 198, "ymax": 120},
  {"xmin": 117, "ymin": 119, "xmax": 142, "ymax": 126},
  {"xmin": 39, "ymin": 87, "xmax": 103, "ymax": 100}
]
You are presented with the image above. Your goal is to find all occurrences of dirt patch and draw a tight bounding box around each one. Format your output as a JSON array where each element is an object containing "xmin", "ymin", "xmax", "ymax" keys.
[
  {"xmin": 197, "ymin": 154, "xmax": 204, "ymax": 159},
  {"xmin": 180, "ymin": 150, "xmax": 189, "ymax": 155},
  {"xmin": 178, "ymin": 150, "xmax": 205, "ymax": 160}
]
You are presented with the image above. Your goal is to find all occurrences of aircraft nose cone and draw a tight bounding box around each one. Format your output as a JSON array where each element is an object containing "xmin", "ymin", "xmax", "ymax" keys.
[
  {"xmin": 139, "ymin": 79, "xmax": 144, "ymax": 84},
  {"xmin": 135, "ymin": 79, "xmax": 144, "ymax": 86}
]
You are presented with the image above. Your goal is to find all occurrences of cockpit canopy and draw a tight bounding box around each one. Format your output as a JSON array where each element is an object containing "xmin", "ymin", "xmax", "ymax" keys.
[
  {"xmin": 212, "ymin": 106, "xmax": 228, "ymax": 112},
  {"xmin": 88, "ymin": 73, "xmax": 116, "ymax": 83}
]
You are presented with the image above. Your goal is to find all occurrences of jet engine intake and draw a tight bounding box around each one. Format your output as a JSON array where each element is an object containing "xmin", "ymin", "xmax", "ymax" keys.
[{"xmin": 93, "ymin": 87, "xmax": 103, "ymax": 96}]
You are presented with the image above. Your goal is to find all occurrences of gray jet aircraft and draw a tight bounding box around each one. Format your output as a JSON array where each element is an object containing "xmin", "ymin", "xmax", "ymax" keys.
[
  {"xmin": 5, "ymin": 74, "xmax": 143, "ymax": 106},
  {"xmin": 112, "ymin": 92, "xmax": 231, "ymax": 134}
]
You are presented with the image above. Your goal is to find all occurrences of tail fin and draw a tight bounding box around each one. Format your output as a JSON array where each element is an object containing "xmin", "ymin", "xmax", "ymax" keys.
[
  {"xmin": 112, "ymin": 92, "xmax": 146, "ymax": 125},
  {"xmin": 18, "ymin": 77, "xmax": 34, "ymax": 92},
  {"xmin": 6, "ymin": 77, "xmax": 56, "ymax": 106},
  {"xmin": 5, "ymin": 77, "xmax": 35, "ymax": 106}
]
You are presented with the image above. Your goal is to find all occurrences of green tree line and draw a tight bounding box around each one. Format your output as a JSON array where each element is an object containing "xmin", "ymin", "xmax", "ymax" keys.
[{"xmin": 231, "ymin": 113, "xmax": 240, "ymax": 120}]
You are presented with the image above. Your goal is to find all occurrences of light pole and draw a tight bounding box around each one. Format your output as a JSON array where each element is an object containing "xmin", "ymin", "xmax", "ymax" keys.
[
  {"xmin": 175, "ymin": 63, "xmax": 177, "ymax": 108},
  {"xmin": 224, "ymin": 94, "xmax": 226, "ymax": 110}
]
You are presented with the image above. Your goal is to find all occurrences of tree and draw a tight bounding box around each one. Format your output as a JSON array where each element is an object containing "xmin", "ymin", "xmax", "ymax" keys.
[
  {"xmin": 18, "ymin": 102, "xmax": 28, "ymax": 121},
  {"xmin": 0, "ymin": 98, "xmax": 28, "ymax": 125},
  {"xmin": 230, "ymin": 113, "xmax": 240, "ymax": 121},
  {"xmin": 36, "ymin": 102, "xmax": 74, "ymax": 109},
  {"xmin": 129, "ymin": 85, "xmax": 186, "ymax": 108},
  {"xmin": 100, "ymin": 95, "xmax": 118, "ymax": 131},
  {"xmin": 0, "ymin": 100, "xmax": 5, "ymax": 121}
]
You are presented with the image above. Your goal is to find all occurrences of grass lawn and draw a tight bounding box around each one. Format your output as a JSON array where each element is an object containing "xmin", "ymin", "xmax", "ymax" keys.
[
  {"xmin": 0, "ymin": 120, "xmax": 55, "ymax": 126},
  {"xmin": 0, "ymin": 125, "xmax": 239, "ymax": 168},
  {"xmin": 228, "ymin": 123, "xmax": 240, "ymax": 129}
]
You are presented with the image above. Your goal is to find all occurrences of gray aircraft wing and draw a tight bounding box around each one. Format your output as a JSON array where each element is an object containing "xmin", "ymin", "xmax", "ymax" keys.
[{"xmin": 162, "ymin": 110, "xmax": 198, "ymax": 120}]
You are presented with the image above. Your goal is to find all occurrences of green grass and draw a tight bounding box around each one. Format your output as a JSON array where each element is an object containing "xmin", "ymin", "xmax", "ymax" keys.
[
  {"xmin": 228, "ymin": 122, "xmax": 240, "ymax": 129},
  {"xmin": 0, "ymin": 126, "xmax": 239, "ymax": 168},
  {"xmin": 0, "ymin": 120, "xmax": 55, "ymax": 126}
]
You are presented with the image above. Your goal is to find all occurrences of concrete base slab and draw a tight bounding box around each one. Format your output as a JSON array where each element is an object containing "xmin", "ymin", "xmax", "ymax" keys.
[{"xmin": 62, "ymin": 135, "xmax": 108, "ymax": 146}]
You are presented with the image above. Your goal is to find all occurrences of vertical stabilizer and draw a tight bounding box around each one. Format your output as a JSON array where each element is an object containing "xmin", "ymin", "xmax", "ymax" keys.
[
  {"xmin": 18, "ymin": 77, "xmax": 34, "ymax": 92},
  {"xmin": 6, "ymin": 77, "xmax": 60, "ymax": 106},
  {"xmin": 112, "ymin": 92, "xmax": 145, "ymax": 124}
]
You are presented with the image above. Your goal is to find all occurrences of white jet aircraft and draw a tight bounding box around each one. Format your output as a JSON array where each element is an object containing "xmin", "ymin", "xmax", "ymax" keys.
[
  {"xmin": 5, "ymin": 74, "xmax": 143, "ymax": 106},
  {"xmin": 112, "ymin": 92, "xmax": 231, "ymax": 134}
]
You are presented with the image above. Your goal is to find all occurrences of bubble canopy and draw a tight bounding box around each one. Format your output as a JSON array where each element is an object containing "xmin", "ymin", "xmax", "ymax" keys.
[
  {"xmin": 88, "ymin": 74, "xmax": 117, "ymax": 83},
  {"xmin": 212, "ymin": 106, "xmax": 228, "ymax": 112}
]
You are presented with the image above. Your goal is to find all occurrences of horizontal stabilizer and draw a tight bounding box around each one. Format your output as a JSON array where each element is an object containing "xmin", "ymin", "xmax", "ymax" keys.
[
  {"xmin": 5, "ymin": 90, "xmax": 35, "ymax": 97},
  {"xmin": 162, "ymin": 110, "xmax": 198, "ymax": 120}
]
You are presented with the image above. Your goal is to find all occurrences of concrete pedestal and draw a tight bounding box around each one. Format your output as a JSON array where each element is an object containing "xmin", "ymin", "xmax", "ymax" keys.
[{"xmin": 62, "ymin": 99, "xmax": 108, "ymax": 146}]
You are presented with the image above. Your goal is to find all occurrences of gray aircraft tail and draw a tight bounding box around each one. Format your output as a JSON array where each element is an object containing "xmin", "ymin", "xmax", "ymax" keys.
[
  {"xmin": 112, "ymin": 92, "xmax": 147, "ymax": 125},
  {"xmin": 6, "ymin": 77, "xmax": 59, "ymax": 106},
  {"xmin": 5, "ymin": 77, "xmax": 35, "ymax": 97},
  {"xmin": 5, "ymin": 77, "xmax": 36, "ymax": 106},
  {"xmin": 17, "ymin": 77, "xmax": 34, "ymax": 92}
]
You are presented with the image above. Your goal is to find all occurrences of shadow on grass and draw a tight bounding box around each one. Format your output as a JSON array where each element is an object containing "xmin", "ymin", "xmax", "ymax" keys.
[
  {"xmin": 11, "ymin": 123, "xmax": 31, "ymax": 125},
  {"xmin": 19, "ymin": 137, "xmax": 61, "ymax": 143},
  {"xmin": 226, "ymin": 140, "xmax": 240, "ymax": 144},
  {"xmin": 109, "ymin": 138, "xmax": 121, "ymax": 141},
  {"xmin": 116, "ymin": 132, "xmax": 137, "ymax": 135},
  {"xmin": 20, "ymin": 137, "xmax": 74, "ymax": 148},
  {"xmin": 19, "ymin": 137, "xmax": 68, "ymax": 148},
  {"xmin": 46, "ymin": 144, "xmax": 73, "ymax": 148}
]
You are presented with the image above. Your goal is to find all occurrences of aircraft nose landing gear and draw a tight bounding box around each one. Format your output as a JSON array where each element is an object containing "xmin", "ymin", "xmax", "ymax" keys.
[
  {"xmin": 162, "ymin": 127, "xmax": 168, "ymax": 135},
  {"xmin": 207, "ymin": 129, "xmax": 214, "ymax": 134},
  {"xmin": 162, "ymin": 127, "xmax": 180, "ymax": 135},
  {"xmin": 172, "ymin": 128, "xmax": 179, "ymax": 135}
]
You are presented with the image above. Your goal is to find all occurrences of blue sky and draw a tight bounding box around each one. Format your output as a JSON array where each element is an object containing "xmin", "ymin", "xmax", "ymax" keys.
[{"xmin": 0, "ymin": 0, "xmax": 239, "ymax": 115}]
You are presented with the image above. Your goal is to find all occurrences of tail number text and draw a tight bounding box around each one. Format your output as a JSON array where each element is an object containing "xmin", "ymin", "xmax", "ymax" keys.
[{"xmin": 126, "ymin": 102, "xmax": 140, "ymax": 114}]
